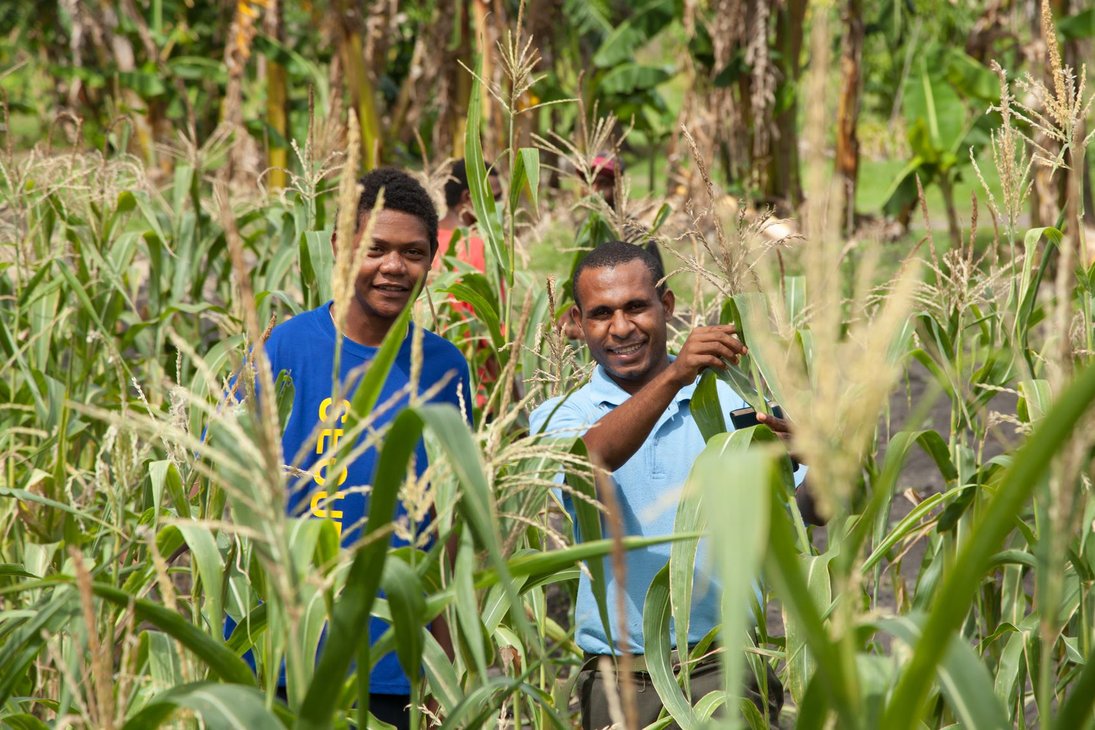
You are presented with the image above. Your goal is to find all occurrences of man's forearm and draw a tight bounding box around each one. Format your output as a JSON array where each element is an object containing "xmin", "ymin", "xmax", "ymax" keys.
[{"xmin": 581, "ymin": 367, "xmax": 683, "ymax": 472}]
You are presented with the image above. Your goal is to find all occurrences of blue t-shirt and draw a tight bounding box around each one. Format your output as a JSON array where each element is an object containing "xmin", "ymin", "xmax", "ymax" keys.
[
  {"xmin": 244, "ymin": 302, "xmax": 472, "ymax": 694},
  {"xmin": 530, "ymin": 365, "xmax": 802, "ymax": 656}
]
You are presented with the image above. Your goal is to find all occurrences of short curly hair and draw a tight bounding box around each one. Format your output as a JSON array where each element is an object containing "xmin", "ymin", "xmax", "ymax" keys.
[
  {"xmin": 572, "ymin": 240, "xmax": 666, "ymax": 310},
  {"xmin": 356, "ymin": 167, "xmax": 439, "ymax": 254},
  {"xmin": 443, "ymin": 158, "xmax": 498, "ymax": 209}
]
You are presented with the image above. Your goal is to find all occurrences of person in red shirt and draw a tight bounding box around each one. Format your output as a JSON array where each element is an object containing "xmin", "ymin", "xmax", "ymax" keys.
[
  {"xmin": 435, "ymin": 159, "xmax": 504, "ymax": 413},
  {"xmin": 435, "ymin": 158, "xmax": 502, "ymax": 272}
]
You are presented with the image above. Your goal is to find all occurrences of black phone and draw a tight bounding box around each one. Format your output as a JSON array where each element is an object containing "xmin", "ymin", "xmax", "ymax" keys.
[
  {"xmin": 729, "ymin": 404, "xmax": 784, "ymax": 430},
  {"xmin": 729, "ymin": 404, "xmax": 799, "ymax": 471}
]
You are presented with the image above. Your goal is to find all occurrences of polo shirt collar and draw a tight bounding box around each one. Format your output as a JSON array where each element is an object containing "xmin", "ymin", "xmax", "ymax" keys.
[{"xmin": 587, "ymin": 358, "xmax": 697, "ymax": 408}]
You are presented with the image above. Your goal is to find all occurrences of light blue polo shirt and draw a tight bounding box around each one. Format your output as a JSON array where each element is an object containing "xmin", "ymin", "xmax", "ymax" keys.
[{"xmin": 530, "ymin": 364, "xmax": 796, "ymax": 656}]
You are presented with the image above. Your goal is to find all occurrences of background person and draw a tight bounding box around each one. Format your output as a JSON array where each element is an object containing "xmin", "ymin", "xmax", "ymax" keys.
[
  {"xmin": 435, "ymin": 158, "xmax": 502, "ymax": 272},
  {"xmin": 590, "ymin": 153, "xmax": 622, "ymax": 210}
]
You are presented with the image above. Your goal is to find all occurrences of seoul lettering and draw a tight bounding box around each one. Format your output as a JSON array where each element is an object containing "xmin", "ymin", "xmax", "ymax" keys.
[{"xmin": 310, "ymin": 396, "xmax": 350, "ymax": 535}]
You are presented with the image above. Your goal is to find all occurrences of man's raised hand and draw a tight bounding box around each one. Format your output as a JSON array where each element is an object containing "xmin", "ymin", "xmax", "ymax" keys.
[
  {"xmin": 666, "ymin": 325, "xmax": 748, "ymax": 388},
  {"xmin": 757, "ymin": 409, "xmax": 807, "ymax": 470}
]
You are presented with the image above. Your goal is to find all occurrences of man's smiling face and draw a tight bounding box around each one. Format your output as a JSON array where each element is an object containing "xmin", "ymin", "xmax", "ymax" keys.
[
  {"xmin": 350, "ymin": 209, "xmax": 432, "ymax": 323},
  {"xmin": 571, "ymin": 258, "xmax": 674, "ymax": 394}
]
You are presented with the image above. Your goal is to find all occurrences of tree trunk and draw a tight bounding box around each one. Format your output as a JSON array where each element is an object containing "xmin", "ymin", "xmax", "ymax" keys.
[
  {"xmin": 1062, "ymin": 12, "xmax": 1092, "ymax": 262},
  {"xmin": 222, "ymin": 0, "xmax": 264, "ymax": 184},
  {"xmin": 835, "ymin": 0, "xmax": 863, "ymax": 235},
  {"xmin": 388, "ymin": 30, "xmax": 427, "ymax": 156},
  {"xmin": 448, "ymin": 0, "xmax": 474, "ymax": 158},
  {"xmin": 472, "ymin": 0, "xmax": 504, "ymax": 157},
  {"xmin": 333, "ymin": 0, "xmax": 381, "ymax": 170},
  {"xmin": 766, "ymin": 0, "xmax": 806, "ymax": 209},
  {"xmin": 264, "ymin": 0, "xmax": 289, "ymax": 189},
  {"xmin": 93, "ymin": 1, "xmax": 156, "ymax": 162},
  {"xmin": 939, "ymin": 174, "xmax": 962, "ymax": 247}
]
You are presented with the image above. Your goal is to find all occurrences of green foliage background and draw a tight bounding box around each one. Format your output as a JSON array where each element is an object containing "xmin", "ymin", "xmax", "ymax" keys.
[{"xmin": 2, "ymin": 1, "xmax": 1095, "ymax": 728}]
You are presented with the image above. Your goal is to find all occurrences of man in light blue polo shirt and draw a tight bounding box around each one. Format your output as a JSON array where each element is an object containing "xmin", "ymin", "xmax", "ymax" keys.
[{"xmin": 531, "ymin": 241, "xmax": 814, "ymax": 729}]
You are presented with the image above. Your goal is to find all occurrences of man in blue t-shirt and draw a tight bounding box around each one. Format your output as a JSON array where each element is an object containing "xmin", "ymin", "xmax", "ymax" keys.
[
  {"xmin": 250, "ymin": 167, "xmax": 471, "ymax": 729},
  {"xmin": 530, "ymin": 241, "xmax": 818, "ymax": 729}
]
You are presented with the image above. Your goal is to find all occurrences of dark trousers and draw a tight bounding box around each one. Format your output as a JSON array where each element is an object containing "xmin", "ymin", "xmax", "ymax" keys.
[
  {"xmin": 274, "ymin": 689, "xmax": 410, "ymax": 730},
  {"xmin": 369, "ymin": 693, "xmax": 411, "ymax": 730},
  {"xmin": 576, "ymin": 651, "xmax": 783, "ymax": 730}
]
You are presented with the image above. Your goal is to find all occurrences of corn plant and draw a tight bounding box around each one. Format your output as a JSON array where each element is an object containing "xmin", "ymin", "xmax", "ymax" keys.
[
  {"xmin": 0, "ymin": 71, "xmax": 629, "ymax": 729},
  {"xmin": 657, "ymin": 4, "xmax": 1095, "ymax": 729},
  {"xmin": 4, "ymin": 3, "xmax": 1095, "ymax": 730}
]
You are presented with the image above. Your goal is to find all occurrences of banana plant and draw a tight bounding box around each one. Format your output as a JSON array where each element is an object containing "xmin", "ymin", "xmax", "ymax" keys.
[{"xmin": 881, "ymin": 47, "xmax": 1000, "ymax": 244}]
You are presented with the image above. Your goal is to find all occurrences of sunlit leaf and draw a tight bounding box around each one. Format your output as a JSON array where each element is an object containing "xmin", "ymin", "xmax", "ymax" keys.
[{"xmin": 124, "ymin": 682, "xmax": 285, "ymax": 730}]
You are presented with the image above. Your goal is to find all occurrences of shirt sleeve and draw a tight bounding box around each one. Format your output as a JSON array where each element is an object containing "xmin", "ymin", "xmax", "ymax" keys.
[
  {"xmin": 529, "ymin": 395, "xmax": 596, "ymax": 517},
  {"xmin": 529, "ymin": 395, "xmax": 593, "ymax": 439},
  {"xmin": 432, "ymin": 342, "xmax": 474, "ymax": 424}
]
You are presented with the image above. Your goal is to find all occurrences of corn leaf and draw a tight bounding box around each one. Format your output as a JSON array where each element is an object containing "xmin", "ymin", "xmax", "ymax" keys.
[
  {"xmin": 453, "ymin": 532, "xmax": 488, "ymax": 676},
  {"xmin": 669, "ymin": 427, "xmax": 762, "ymax": 694},
  {"xmin": 441, "ymin": 274, "xmax": 504, "ymax": 351},
  {"xmin": 463, "ymin": 64, "xmax": 505, "ymax": 280},
  {"xmin": 562, "ymin": 437, "xmax": 614, "ymax": 653},
  {"xmin": 876, "ymin": 615, "xmax": 1009, "ymax": 730},
  {"xmin": 148, "ymin": 460, "xmax": 190, "ymax": 519},
  {"xmin": 297, "ymin": 408, "xmax": 423, "ymax": 729},
  {"xmin": 643, "ymin": 563, "xmax": 697, "ymax": 727},
  {"xmin": 784, "ymin": 553, "xmax": 833, "ymax": 703},
  {"xmin": 0, "ymin": 595, "xmax": 78, "ymax": 705},
  {"xmin": 123, "ymin": 682, "xmax": 285, "ymax": 730},
  {"xmin": 140, "ymin": 630, "xmax": 185, "ymax": 692},
  {"xmin": 841, "ymin": 429, "xmax": 955, "ymax": 575},
  {"xmin": 415, "ymin": 404, "xmax": 530, "ymax": 640},
  {"xmin": 175, "ymin": 523, "xmax": 225, "ymax": 637},
  {"xmin": 300, "ymin": 229, "xmax": 335, "ymax": 307},
  {"xmin": 784, "ymin": 275, "xmax": 806, "ymax": 326},
  {"xmin": 92, "ymin": 583, "xmax": 255, "ymax": 685},
  {"xmin": 882, "ymin": 359, "xmax": 1095, "ymax": 728},
  {"xmin": 0, "ymin": 714, "xmax": 50, "ymax": 730},
  {"xmin": 347, "ymin": 286, "xmax": 416, "ymax": 419},
  {"xmin": 689, "ymin": 369, "xmax": 726, "ymax": 442},
  {"xmin": 702, "ymin": 447, "xmax": 771, "ymax": 730},
  {"xmin": 422, "ymin": 632, "xmax": 464, "ymax": 714},
  {"xmin": 1052, "ymin": 637, "xmax": 1095, "ymax": 730},
  {"xmin": 380, "ymin": 556, "xmax": 426, "ymax": 685},
  {"xmin": 764, "ymin": 468, "xmax": 858, "ymax": 725},
  {"xmin": 509, "ymin": 147, "xmax": 541, "ymax": 212}
]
